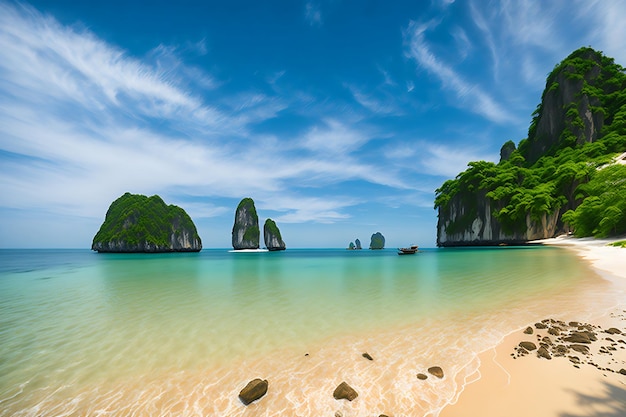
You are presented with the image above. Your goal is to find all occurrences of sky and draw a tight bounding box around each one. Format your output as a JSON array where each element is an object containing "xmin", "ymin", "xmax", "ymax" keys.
[{"xmin": 1, "ymin": 0, "xmax": 625, "ymax": 249}]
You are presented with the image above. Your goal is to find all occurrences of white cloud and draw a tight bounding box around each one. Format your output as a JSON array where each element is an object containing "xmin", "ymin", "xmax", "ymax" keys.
[
  {"xmin": 305, "ymin": 1, "xmax": 322, "ymax": 27},
  {"xmin": 346, "ymin": 84, "xmax": 399, "ymax": 115},
  {"xmin": 264, "ymin": 196, "xmax": 356, "ymax": 224},
  {"xmin": 0, "ymin": 2, "xmax": 418, "ymax": 231},
  {"xmin": 417, "ymin": 143, "xmax": 498, "ymax": 178},
  {"xmin": 404, "ymin": 20, "xmax": 515, "ymax": 124}
]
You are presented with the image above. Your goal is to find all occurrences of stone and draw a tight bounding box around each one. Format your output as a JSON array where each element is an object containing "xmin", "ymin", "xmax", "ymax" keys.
[
  {"xmin": 548, "ymin": 327, "xmax": 562, "ymax": 336},
  {"xmin": 535, "ymin": 323, "xmax": 548, "ymax": 329},
  {"xmin": 263, "ymin": 218, "xmax": 286, "ymax": 251},
  {"xmin": 362, "ymin": 352, "xmax": 373, "ymax": 361},
  {"xmin": 537, "ymin": 346, "xmax": 552, "ymax": 360},
  {"xmin": 355, "ymin": 239, "xmax": 362, "ymax": 250},
  {"xmin": 91, "ymin": 193, "xmax": 202, "ymax": 253},
  {"xmin": 416, "ymin": 373, "xmax": 428, "ymax": 380},
  {"xmin": 369, "ymin": 232, "xmax": 385, "ymax": 250},
  {"xmin": 238, "ymin": 378, "xmax": 268, "ymax": 405},
  {"xmin": 333, "ymin": 382, "xmax": 358, "ymax": 401},
  {"xmin": 564, "ymin": 332, "xmax": 593, "ymax": 344},
  {"xmin": 524, "ymin": 326, "xmax": 534, "ymax": 335},
  {"xmin": 620, "ymin": 369, "xmax": 626, "ymax": 375},
  {"xmin": 553, "ymin": 345, "xmax": 570, "ymax": 356},
  {"xmin": 232, "ymin": 198, "xmax": 260, "ymax": 250},
  {"xmin": 570, "ymin": 345, "xmax": 589, "ymax": 355},
  {"xmin": 606, "ymin": 328, "xmax": 622, "ymax": 335},
  {"xmin": 427, "ymin": 366, "xmax": 444, "ymax": 379},
  {"xmin": 542, "ymin": 336, "xmax": 553, "ymax": 345},
  {"xmin": 519, "ymin": 341, "xmax": 537, "ymax": 351}
]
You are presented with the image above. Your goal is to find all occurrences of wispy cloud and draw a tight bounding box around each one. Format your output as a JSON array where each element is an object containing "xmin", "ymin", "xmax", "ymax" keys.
[
  {"xmin": 345, "ymin": 84, "xmax": 400, "ymax": 115},
  {"xmin": 404, "ymin": 20, "xmax": 515, "ymax": 124},
  {"xmin": 0, "ymin": 1, "xmax": 417, "ymax": 231},
  {"xmin": 305, "ymin": 1, "xmax": 322, "ymax": 27}
]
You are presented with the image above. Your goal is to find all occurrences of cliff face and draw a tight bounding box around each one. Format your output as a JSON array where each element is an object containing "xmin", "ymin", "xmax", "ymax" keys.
[
  {"xmin": 232, "ymin": 198, "xmax": 260, "ymax": 249},
  {"xmin": 436, "ymin": 192, "xmax": 560, "ymax": 247},
  {"xmin": 92, "ymin": 193, "xmax": 202, "ymax": 253},
  {"xmin": 263, "ymin": 218, "xmax": 286, "ymax": 251},
  {"xmin": 524, "ymin": 48, "xmax": 607, "ymax": 164}
]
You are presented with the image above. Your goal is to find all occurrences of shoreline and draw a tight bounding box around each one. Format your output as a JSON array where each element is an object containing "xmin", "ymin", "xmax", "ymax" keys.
[{"xmin": 439, "ymin": 235, "xmax": 626, "ymax": 417}]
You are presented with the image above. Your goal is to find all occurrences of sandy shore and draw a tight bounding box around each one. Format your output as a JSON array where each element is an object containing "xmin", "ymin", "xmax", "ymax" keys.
[{"xmin": 439, "ymin": 235, "xmax": 626, "ymax": 417}]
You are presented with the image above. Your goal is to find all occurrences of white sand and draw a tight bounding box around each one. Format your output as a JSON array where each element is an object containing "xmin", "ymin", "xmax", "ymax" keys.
[{"xmin": 439, "ymin": 235, "xmax": 626, "ymax": 417}]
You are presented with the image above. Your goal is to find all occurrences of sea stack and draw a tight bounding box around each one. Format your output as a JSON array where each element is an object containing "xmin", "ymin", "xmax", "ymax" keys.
[
  {"xmin": 263, "ymin": 219, "xmax": 286, "ymax": 251},
  {"xmin": 355, "ymin": 238, "xmax": 362, "ymax": 249},
  {"xmin": 232, "ymin": 198, "xmax": 260, "ymax": 250},
  {"xmin": 369, "ymin": 232, "xmax": 385, "ymax": 249},
  {"xmin": 91, "ymin": 192, "xmax": 202, "ymax": 253}
]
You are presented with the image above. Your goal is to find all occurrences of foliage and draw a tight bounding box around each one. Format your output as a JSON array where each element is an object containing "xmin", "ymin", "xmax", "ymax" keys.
[
  {"xmin": 608, "ymin": 240, "xmax": 626, "ymax": 248},
  {"xmin": 562, "ymin": 165, "xmax": 626, "ymax": 237},
  {"xmin": 92, "ymin": 192, "xmax": 201, "ymax": 248},
  {"xmin": 435, "ymin": 47, "xmax": 626, "ymax": 239}
]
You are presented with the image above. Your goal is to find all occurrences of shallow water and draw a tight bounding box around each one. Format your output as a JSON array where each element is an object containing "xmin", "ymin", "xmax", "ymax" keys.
[{"xmin": 0, "ymin": 247, "xmax": 619, "ymax": 416}]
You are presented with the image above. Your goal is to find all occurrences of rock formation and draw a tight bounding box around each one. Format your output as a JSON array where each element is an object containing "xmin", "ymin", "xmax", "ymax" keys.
[
  {"xmin": 436, "ymin": 191, "xmax": 560, "ymax": 246},
  {"xmin": 263, "ymin": 218, "xmax": 286, "ymax": 251},
  {"xmin": 355, "ymin": 238, "xmax": 362, "ymax": 249},
  {"xmin": 238, "ymin": 378, "xmax": 268, "ymax": 405},
  {"xmin": 435, "ymin": 47, "xmax": 626, "ymax": 246},
  {"xmin": 232, "ymin": 198, "xmax": 260, "ymax": 250},
  {"xmin": 427, "ymin": 366, "xmax": 444, "ymax": 379},
  {"xmin": 369, "ymin": 232, "xmax": 385, "ymax": 249},
  {"xmin": 91, "ymin": 192, "xmax": 202, "ymax": 253},
  {"xmin": 333, "ymin": 382, "xmax": 358, "ymax": 401}
]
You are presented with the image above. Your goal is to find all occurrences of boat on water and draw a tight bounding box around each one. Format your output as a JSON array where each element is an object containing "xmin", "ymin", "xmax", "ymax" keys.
[{"xmin": 397, "ymin": 245, "xmax": 419, "ymax": 255}]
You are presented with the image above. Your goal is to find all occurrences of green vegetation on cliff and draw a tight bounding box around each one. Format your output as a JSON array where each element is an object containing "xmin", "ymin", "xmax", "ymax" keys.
[
  {"xmin": 92, "ymin": 192, "xmax": 201, "ymax": 249},
  {"xmin": 263, "ymin": 218, "xmax": 282, "ymax": 241},
  {"xmin": 435, "ymin": 47, "xmax": 626, "ymax": 239}
]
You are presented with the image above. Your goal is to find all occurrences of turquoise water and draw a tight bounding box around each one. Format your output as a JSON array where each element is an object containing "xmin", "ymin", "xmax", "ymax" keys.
[{"xmin": 0, "ymin": 247, "xmax": 617, "ymax": 416}]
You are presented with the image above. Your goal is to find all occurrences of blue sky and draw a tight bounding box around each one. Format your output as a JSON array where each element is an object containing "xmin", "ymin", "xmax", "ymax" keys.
[{"xmin": 1, "ymin": 0, "xmax": 625, "ymax": 249}]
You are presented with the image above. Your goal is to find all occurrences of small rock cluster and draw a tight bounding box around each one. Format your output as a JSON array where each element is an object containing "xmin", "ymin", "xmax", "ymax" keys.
[
  {"xmin": 512, "ymin": 315, "xmax": 626, "ymax": 375},
  {"xmin": 238, "ymin": 351, "xmax": 446, "ymax": 416}
]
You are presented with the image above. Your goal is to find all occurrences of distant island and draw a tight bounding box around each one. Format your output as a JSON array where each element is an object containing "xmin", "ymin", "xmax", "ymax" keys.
[
  {"xmin": 369, "ymin": 232, "xmax": 385, "ymax": 249},
  {"xmin": 232, "ymin": 197, "xmax": 286, "ymax": 251},
  {"xmin": 435, "ymin": 47, "xmax": 626, "ymax": 246},
  {"xmin": 91, "ymin": 192, "xmax": 202, "ymax": 252}
]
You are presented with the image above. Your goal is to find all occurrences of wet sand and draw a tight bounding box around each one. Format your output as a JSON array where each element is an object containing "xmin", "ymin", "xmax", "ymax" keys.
[{"xmin": 439, "ymin": 235, "xmax": 626, "ymax": 417}]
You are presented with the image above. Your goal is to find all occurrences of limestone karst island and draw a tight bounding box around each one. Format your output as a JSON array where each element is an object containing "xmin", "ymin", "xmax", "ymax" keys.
[
  {"xmin": 91, "ymin": 192, "xmax": 202, "ymax": 252},
  {"xmin": 232, "ymin": 197, "xmax": 286, "ymax": 251},
  {"xmin": 435, "ymin": 47, "xmax": 626, "ymax": 246}
]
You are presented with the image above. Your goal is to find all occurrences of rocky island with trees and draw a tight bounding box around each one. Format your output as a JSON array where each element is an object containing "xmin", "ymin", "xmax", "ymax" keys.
[
  {"xmin": 435, "ymin": 47, "xmax": 626, "ymax": 246},
  {"xmin": 91, "ymin": 192, "xmax": 202, "ymax": 252}
]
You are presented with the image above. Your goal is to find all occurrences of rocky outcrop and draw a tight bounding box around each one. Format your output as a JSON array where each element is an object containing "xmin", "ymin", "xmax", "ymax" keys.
[
  {"xmin": 369, "ymin": 232, "xmax": 385, "ymax": 249},
  {"xmin": 435, "ymin": 47, "xmax": 625, "ymax": 246},
  {"xmin": 524, "ymin": 49, "xmax": 607, "ymax": 164},
  {"xmin": 355, "ymin": 239, "xmax": 362, "ymax": 249},
  {"xmin": 232, "ymin": 198, "xmax": 260, "ymax": 250},
  {"xmin": 263, "ymin": 218, "xmax": 286, "ymax": 251},
  {"xmin": 436, "ymin": 191, "xmax": 560, "ymax": 246},
  {"xmin": 91, "ymin": 193, "xmax": 201, "ymax": 253},
  {"xmin": 333, "ymin": 382, "xmax": 358, "ymax": 401},
  {"xmin": 238, "ymin": 378, "xmax": 268, "ymax": 405}
]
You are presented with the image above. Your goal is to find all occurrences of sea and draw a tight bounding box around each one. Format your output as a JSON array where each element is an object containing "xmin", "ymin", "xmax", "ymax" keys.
[{"xmin": 0, "ymin": 247, "xmax": 622, "ymax": 416}]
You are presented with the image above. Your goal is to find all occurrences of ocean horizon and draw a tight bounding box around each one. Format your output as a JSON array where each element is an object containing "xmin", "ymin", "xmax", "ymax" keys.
[{"xmin": 0, "ymin": 247, "xmax": 620, "ymax": 416}]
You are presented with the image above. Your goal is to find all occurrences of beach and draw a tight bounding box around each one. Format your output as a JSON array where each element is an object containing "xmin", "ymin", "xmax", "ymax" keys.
[{"xmin": 440, "ymin": 235, "xmax": 626, "ymax": 417}]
